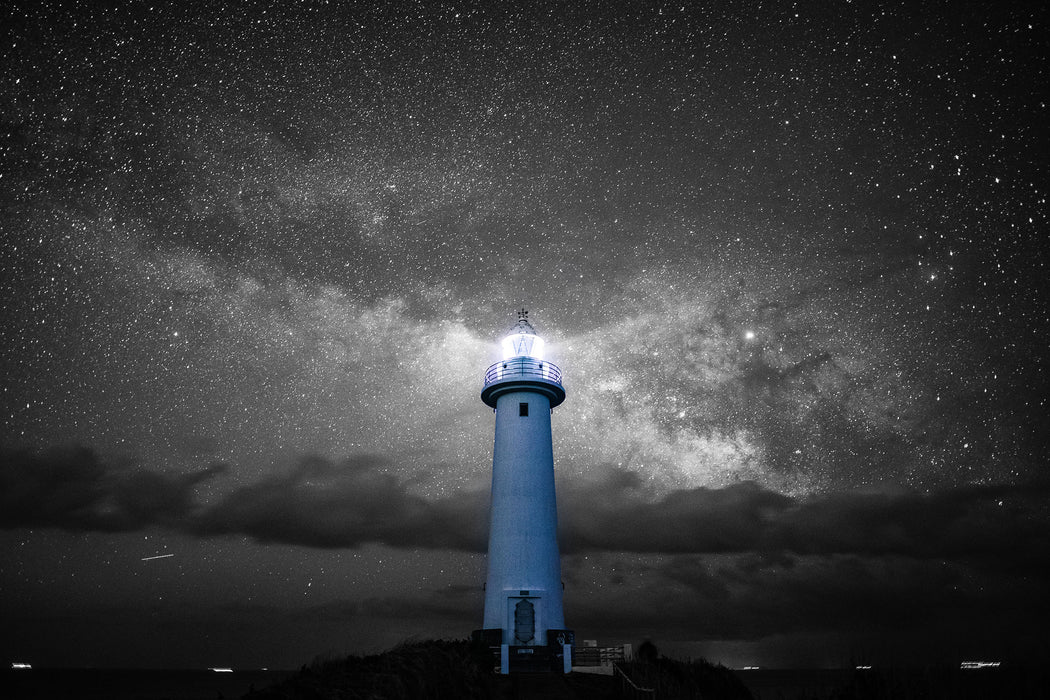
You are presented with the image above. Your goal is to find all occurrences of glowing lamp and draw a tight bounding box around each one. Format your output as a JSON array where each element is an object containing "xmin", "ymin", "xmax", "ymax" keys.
[{"xmin": 501, "ymin": 317, "xmax": 545, "ymax": 360}]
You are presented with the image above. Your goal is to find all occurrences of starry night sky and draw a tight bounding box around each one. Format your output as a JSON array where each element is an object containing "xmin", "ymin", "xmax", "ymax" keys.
[{"xmin": 2, "ymin": 0, "xmax": 1048, "ymax": 670}]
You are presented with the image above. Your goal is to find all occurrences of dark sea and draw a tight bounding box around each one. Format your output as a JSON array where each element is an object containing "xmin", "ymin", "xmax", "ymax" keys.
[
  {"xmin": 4, "ymin": 665, "xmax": 1046, "ymax": 699},
  {"xmin": 1, "ymin": 668, "xmax": 292, "ymax": 700}
]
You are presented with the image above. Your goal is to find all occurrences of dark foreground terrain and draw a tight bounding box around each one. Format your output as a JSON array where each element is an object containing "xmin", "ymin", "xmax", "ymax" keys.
[
  {"xmin": 243, "ymin": 639, "xmax": 752, "ymax": 699},
  {"xmin": 243, "ymin": 640, "xmax": 1049, "ymax": 700}
]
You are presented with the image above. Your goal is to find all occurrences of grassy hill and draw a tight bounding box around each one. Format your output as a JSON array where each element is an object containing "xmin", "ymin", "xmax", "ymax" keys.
[{"xmin": 241, "ymin": 639, "xmax": 754, "ymax": 699}]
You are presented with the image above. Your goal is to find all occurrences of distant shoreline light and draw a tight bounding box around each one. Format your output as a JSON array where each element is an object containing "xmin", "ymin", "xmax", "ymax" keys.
[
  {"xmin": 209, "ymin": 667, "xmax": 234, "ymax": 673},
  {"xmin": 961, "ymin": 661, "xmax": 1001, "ymax": 669},
  {"xmin": 11, "ymin": 662, "xmax": 32, "ymax": 670}
]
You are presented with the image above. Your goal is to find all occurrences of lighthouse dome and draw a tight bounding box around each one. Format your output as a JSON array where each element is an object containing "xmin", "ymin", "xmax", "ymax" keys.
[{"xmin": 501, "ymin": 309, "xmax": 545, "ymax": 360}]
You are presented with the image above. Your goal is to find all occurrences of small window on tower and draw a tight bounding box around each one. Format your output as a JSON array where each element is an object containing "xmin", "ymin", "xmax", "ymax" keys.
[{"xmin": 519, "ymin": 402, "xmax": 529, "ymax": 417}]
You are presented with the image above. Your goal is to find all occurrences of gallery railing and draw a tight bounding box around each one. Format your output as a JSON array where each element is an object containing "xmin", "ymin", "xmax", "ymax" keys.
[{"xmin": 483, "ymin": 357, "xmax": 563, "ymax": 387}]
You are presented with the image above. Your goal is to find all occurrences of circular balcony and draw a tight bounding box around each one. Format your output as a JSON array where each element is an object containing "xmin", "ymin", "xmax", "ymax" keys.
[{"xmin": 482, "ymin": 357, "xmax": 566, "ymax": 409}]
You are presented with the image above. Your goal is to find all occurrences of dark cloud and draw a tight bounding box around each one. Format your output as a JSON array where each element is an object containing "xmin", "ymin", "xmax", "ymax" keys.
[
  {"xmin": 559, "ymin": 477, "xmax": 793, "ymax": 554},
  {"xmin": 192, "ymin": 453, "xmax": 488, "ymax": 550},
  {"xmin": 0, "ymin": 446, "xmax": 486, "ymax": 549},
  {"xmin": 0, "ymin": 445, "xmax": 225, "ymax": 532},
  {"xmin": 558, "ymin": 473, "xmax": 1050, "ymax": 578},
  {"xmin": 5, "ymin": 447, "xmax": 1047, "ymax": 579}
]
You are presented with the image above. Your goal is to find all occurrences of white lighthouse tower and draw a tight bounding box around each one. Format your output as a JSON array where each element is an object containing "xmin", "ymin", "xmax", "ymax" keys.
[{"xmin": 476, "ymin": 309, "xmax": 573, "ymax": 674}]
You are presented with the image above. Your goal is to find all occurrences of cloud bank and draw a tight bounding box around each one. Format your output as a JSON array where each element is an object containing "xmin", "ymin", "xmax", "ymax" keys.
[{"xmin": 4, "ymin": 446, "xmax": 1046, "ymax": 578}]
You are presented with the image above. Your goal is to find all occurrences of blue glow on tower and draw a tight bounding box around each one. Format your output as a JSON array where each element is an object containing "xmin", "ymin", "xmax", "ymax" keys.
[{"xmin": 479, "ymin": 309, "xmax": 572, "ymax": 673}]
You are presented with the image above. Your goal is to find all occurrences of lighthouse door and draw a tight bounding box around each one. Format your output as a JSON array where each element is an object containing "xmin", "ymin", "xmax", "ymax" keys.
[{"xmin": 511, "ymin": 598, "xmax": 536, "ymax": 644}]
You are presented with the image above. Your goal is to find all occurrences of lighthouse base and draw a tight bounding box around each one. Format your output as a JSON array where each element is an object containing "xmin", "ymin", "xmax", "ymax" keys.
[{"xmin": 472, "ymin": 629, "xmax": 575, "ymax": 674}]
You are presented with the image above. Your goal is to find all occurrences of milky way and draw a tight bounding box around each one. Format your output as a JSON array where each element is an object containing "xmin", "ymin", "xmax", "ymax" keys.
[{"xmin": 1, "ymin": 1, "xmax": 1047, "ymax": 668}]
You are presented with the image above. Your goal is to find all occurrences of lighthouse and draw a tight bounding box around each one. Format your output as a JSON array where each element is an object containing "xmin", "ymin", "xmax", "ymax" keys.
[{"xmin": 476, "ymin": 309, "xmax": 573, "ymax": 674}]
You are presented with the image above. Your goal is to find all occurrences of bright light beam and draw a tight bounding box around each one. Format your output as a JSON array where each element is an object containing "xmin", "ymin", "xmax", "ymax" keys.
[{"xmin": 141, "ymin": 553, "xmax": 175, "ymax": 561}]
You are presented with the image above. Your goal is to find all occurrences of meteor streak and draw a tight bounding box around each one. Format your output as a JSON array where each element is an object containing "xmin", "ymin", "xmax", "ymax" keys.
[{"xmin": 141, "ymin": 553, "xmax": 174, "ymax": 561}]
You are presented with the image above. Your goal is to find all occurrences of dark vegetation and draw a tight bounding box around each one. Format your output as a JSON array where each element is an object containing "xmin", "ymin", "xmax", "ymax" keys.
[
  {"xmin": 241, "ymin": 639, "xmax": 754, "ymax": 699},
  {"xmin": 617, "ymin": 654, "xmax": 754, "ymax": 699},
  {"xmin": 242, "ymin": 639, "xmax": 496, "ymax": 699}
]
